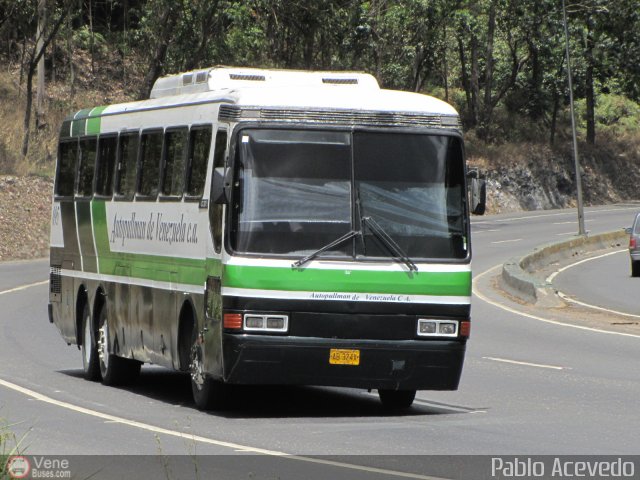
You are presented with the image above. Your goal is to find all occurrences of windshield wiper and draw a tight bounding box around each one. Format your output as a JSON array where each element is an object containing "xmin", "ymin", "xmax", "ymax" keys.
[
  {"xmin": 362, "ymin": 216, "xmax": 418, "ymax": 272},
  {"xmin": 292, "ymin": 229, "xmax": 361, "ymax": 268}
]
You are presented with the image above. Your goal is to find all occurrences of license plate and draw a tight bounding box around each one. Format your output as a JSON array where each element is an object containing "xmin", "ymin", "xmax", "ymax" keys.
[{"xmin": 329, "ymin": 349, "xmax": 360, "ymax": 366}]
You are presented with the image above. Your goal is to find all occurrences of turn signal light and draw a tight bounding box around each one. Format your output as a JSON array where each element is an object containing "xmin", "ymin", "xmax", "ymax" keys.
[
  {"xmin": 460, "ymin": 321, "xmax": 471, "ymax": 338},
  {"xmin": 223, "ymin": 313, "xmax": 243, "ymax": 330}
]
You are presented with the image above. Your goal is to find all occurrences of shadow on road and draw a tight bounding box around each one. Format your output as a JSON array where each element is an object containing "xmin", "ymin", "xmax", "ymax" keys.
[{"xmin": 59, "ymin": 367, "xmax": 471, "ymax": 419}]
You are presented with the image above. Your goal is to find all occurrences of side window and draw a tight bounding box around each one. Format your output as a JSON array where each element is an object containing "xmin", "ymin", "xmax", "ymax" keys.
[
  {"xmin": 55, "ymin": 140, "xmax": 78, "ymax": 197},
  {"xmin": 138, "ymin": 130, "xmax": 163, "ymax": 198},
  {"xmin": 209, "ymin": 129, "xmax": 227, "ymax": 253},
  {"xmin": 77, "ymin": 137, "xmax": 97, "ymax": 197},
  {"xmin": 95, "ymin": 135, "xmax": 118, "ymax": 197},
  {"xmin": 185, "ymin": 126, "xmax": 212, "ymax": 198},
  {"xmin": 161, "ymin": 128, "xmax": 188, "ymax": 197},
  {"xmin": 115, "ymin": 132, "xmax": 138, "ymax": 199}
]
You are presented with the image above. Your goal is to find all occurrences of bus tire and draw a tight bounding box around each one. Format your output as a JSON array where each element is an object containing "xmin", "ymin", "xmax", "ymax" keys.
[
  {"xmin": 97, "ymin": 305, "xmax": 141, "ymax": 386},
  {"xmin": 80, "ymin": 303, "xmax": 100, "ymax": 381},
  {"xmin": 189, "ymin": 327, "xmax": 229, "ymax": 410},
  {"xmin": 632, "ymin": 261, "xmax": 640, "ymax": 277},
  {"xmin": 378, "ymin": 389, "xmax": 416, "ymax": 409}
]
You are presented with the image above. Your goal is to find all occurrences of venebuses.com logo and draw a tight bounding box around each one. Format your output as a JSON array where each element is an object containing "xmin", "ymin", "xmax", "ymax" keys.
[
  {"xmin": 5, "ymin": 456, "xmax": 30, "ymax": 479},
  {"xmin": 4, "ymin": 455, "xmax": 71, "ymax": 479}
]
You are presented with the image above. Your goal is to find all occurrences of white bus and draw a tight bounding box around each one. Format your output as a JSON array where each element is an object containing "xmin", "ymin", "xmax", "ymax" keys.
[{"xmin": 49, "ymin": 67, "xmax": 479, "ymax": 410}]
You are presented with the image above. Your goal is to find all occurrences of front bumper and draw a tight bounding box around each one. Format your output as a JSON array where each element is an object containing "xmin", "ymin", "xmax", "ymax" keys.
[{"xmin": 222, "ymin": 334, "xmax": 466, "ymax": 391}]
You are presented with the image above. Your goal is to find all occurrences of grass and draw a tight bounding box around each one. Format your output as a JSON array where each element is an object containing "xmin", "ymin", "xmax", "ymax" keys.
[
  {"xmin": 0, "ymin": 415, "xmax": 28, "ymax": 480},
  {"xmin": 0, "ymin": 48, "xmax": 140, "ymax": 179}
]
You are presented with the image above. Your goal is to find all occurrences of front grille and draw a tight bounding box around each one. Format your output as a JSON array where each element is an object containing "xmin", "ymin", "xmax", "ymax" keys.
[
  {"xmin": 259, "ymin": 108, "xmax": 460, "ymax": 129},
  {"xmin": 50, "ymin": 266, "xmax": 61, "ymax": 294},
  {"xmin": 218, "ymin": 105, "xmax": 461, "ymax": 130}
]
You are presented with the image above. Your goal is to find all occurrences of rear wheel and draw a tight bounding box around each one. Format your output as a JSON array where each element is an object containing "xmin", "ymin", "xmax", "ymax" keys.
[
  {"xmin": 632, "ymin": 260, "xmax": 640, "ymax": 277},
  {"xmin": 190, "ymin": 327, "xmax": 229, "ymax": 410},
  {"xmin": 97, "ymin": 305, "xmax": 141, "ymax": 386},
  {"xmin": 378, "ymin": 389, "xmax": 416, "ymax": 409},
  {"xmin": 80, "ymin": 303, "xmax": 100, "ymax": 381}
]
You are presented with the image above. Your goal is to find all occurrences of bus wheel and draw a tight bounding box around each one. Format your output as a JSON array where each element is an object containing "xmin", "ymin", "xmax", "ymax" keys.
[
  {"xmin": 97, "ymin": 306, "xmax": 141, "ymax": 386},
  {"xmin": 190, "ymin": 328, "xmax": 228, "ymax": 410},
  {"xmin": 80, "ymin": 303, "xmax": 100, "ymax": 381},
  {"xmin": 378, "ymin": 389, "xmax": 416, "ymax": 409}
]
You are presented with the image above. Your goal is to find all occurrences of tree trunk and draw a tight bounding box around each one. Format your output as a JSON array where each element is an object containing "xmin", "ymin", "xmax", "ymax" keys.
[
  {"xmin": 479, "ymin": 0, "xmax": 496, "ymax": 139},
  {"xmin": 470, "ymin": 33, "xmax": 480, "ymax": 128},
  {"xmin": 457, "ymin": 36, "xmax": 474, "ymax": 126},
  {"xmin": 36, "ymin": 0, "xmax": 46, "ymax": 130},
  {"xmin": 138, "ymin": 7, "xmax": 178, "ymax": 100},
  {"xmin": 22, "ymin": 66, "xmax": 35, "ymax": 156},
  {"xmin": 22, "ymin": 6, "xmax": 68, "ymax": 156},
  {"xmin": 585, "ymin": 20, "xmax": 596, "ymax": 145},
  {"xmin": 442, "ymin": 23, "xmax": 449, "ymax": 103}
]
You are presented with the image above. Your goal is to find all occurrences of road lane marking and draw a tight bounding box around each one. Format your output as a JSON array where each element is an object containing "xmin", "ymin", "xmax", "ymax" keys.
[
  {"xmin": 472, "ymin": 205, "xmax": 639, "ymax": 225},
  {"xmin": 491, "ymin": 239, "xmax": 522, "ymax": 244},
  {"xmin": 557, "ymin": 291, "xmax": 640, "ymax": 319},
  {"xmin": 473, "ymin": 264, "xmax": 640, "ymax": 339},
  {"xmin": 0, "ymin": 378, "xmax": 446, "ymax": 480},
  {"xmin": 362, "ymin": 392, "xmax": 485, "ymax": 414},
  {"xmin": 472, "ymin": 229, "xmax": 500, "ymax": 234},
  {"xmin": 553, "ymin": 220, "xmax": 593, "ymax": 225},
  {"xmin": 0, "ymin": 280, "xmax": 48, "ymax": 296},
  {"xmin": 546, "ymin": 249, "xmax": 640, "ymax": 319},
  {"xmin": 546, "ymin": 249, "xmax": 625, "ymax": 283},
  {"xmin": 483, "ymin": 357, "xmax": 566, "ymax": 370}
]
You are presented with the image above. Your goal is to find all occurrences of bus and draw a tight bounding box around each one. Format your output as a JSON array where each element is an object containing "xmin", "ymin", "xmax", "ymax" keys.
[{"xmin": 48, "ymin": 67, "xmax": 480, "ymax": 410}]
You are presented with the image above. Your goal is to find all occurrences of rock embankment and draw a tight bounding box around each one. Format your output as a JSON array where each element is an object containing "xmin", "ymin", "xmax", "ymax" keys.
[{"xmin": 0, "ymin": 175, "xmax": 52, "ymax": 261}]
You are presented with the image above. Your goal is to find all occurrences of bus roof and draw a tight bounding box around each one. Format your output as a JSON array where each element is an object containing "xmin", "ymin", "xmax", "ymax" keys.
[{"xmin": 62, "ymin": 67, "xmax": 459, "ymax": 133}]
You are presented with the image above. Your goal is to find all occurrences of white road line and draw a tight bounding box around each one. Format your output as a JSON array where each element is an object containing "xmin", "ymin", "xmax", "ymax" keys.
[
  {"xmin": 472, "ymin": 205, "xmax": 639, "ymax": 225},
  {"xmin": 362, "ymin": 392, "xmax": 485, "ymax": 414},
  {"xmin": 558, "ymin": 292, "xmax": 640, "ymax": 319},
  {"xmin": 483, "ymin": 357, "xmax": 566, "ymax": 370},
  {"xmin": 553, "ymin": 220, "xmax": 593, "ymax": 225},
  {"xmin": 0, "ymin": 378, "xmax": 445, "ymax": 480},
  {"xmin": 556, "ymin": 232, "xmax": 580, "ymax": 236},
  {"xmin": 546, "ymin": 249, "xmax": 625, "ymax": 283},
  {"xmin": 472, "ymin": 229, "xmax": 500, "ymax": 234},
  {"xmin": 0, "ymin": 280, "xmax": 48, "ymax": 296},
  {"xmin": 491, "ymin": 239, "xmax": 522, "ymax": 244},
  {"xmin": 472, "ymin": 264, "xmax": 640, "ymax": 339},
  {"xmin": 545, "ymin": 249, "xmax": 640, "ymax": 319}
]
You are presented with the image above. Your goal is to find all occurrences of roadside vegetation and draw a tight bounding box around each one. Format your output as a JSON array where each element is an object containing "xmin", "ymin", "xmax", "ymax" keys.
[
  {"xmin": 0, "ymin": 415, "xmax": 27, "ymax": 480},
  {"xmin": 1, "ymin": 0, "xmax": 640, "ymax": 210}
]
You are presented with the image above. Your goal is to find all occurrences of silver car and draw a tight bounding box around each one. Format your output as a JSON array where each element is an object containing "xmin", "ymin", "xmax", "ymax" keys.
[{"xmin": 627, "ymin": 213, "xmax": 640, "ymax": 277}]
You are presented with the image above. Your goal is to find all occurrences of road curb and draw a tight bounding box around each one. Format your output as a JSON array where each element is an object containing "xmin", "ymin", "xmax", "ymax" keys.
[{"xmin": 499, "ymin": 230, "xmax": 628, "ymax": 307}]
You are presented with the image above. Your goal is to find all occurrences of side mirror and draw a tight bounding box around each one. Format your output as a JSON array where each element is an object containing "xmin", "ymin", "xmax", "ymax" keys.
[
  {"xmin": 625, "ymin": 227, "xmax": 632, "ymax": 235},
  {"xmin": 467, "ymin": 168, "xmax": 487, "ymax": 216},
  {"xmin": 212, "ymin": 167, "xmax": 231, "ymax": 205}
]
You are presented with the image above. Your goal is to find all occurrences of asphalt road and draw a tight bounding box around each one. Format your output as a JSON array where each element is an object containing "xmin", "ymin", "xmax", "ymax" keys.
[
  {"xmin": 554, "ymin": 249, "xmax": 640, "ymax": 317},
  {"xmin": 1, "ymin": 204, "xmax": 640, "ymax": 479}
]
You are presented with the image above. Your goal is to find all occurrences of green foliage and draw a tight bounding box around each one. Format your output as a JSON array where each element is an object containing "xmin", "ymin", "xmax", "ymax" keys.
[
  {"xmin": 72, "ymin": 25, "xmax": 107, "ymax": 54},
  {"xmin": 2, "ymin": 0, "xmax": 640, "ymax": 171},
  {"xmin": 575, "ymin": 94, "xmax": 640, "ymax": 134}
]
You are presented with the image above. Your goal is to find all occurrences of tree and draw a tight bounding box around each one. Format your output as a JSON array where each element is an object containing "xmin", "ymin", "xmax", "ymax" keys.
[{"xmin": 22, "ymin": 1, "xmax": 70, "ymax": 157}]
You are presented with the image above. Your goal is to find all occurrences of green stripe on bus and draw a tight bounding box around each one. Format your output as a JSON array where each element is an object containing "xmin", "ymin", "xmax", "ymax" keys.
[
  {"xmin": 223, "ymin": 265, "xmax": 471, "ymax": 297},
  {"xmin": 91, "ymin": 200, "xmax": 220, "ymax": 286},
  {"xmin": 71, "ymin": 108, "xmax": 93, "ymax": 136},
  {"xmin": 89, "ymin": 200, "xmax": 468, "ymax": 295},
  {"xmin": 86, "ymin": 106, "xmax": 107, "ymax": 134}
]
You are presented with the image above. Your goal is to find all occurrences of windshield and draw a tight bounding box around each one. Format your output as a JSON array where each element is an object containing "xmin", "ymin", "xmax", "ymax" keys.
[{"xmin": 230, "ymin": 128, "xmax": 467, "ymax": 260}]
